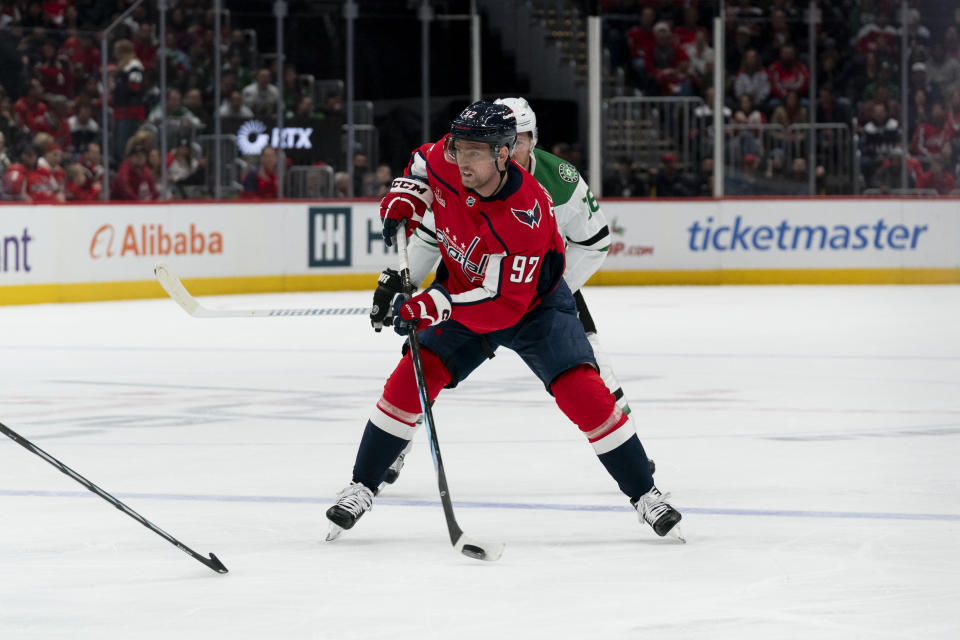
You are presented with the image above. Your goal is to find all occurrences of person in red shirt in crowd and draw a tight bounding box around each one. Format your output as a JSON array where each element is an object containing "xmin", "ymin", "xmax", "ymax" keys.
[
  {"xmin": 13, "ymin": 79, "xmax": 48, "ymax": 133},
  {"xmin": 2, "ymin": 145, "xmax": 38, "ymax": 201},
  {"xmin": 27, "ymin": 142, "xmax": 66, "ymax": 202},
  {"xmin": 855, "ymin": 10, "xmax": 899, "ymax": 58},
  {"xmin": 768, "ymin": 44, "xmax": 809, "ymax": 102},
  {"xmin": 112, "ymin": 142, "xmax": 158, "ymax": 201},
  {"xmin": 78, "ymin": 142, "xmax": 104, "ymax": 190},
  {"xmin": 916, "ymin": 155, "xmax": 957, "ymax": 194},
  {"xmin": 673, "ymin": 6, "xmax": 705, "ymax": 46},
  {"xmin": 133, "ymin": 23, "xmax": 158, "ymax": 69},
  {"xmin": 65, "ymin": 162, "xmax": 100, "ymax": 201},
  {"xmin": 60, "ymin": 31, "xmax": 100, "ymax": 75},
  {"xmin": 912, "ymin": 102, "xmax": 951, "ymax": 159},
  {"xmin": 626, "ymin": 7, "xmax": 657, "ymax": 79},
  {"xmin": 646, "ymin": 21, "xmax": 694, "ymax": 96},
  {"xmin": 242, "ymin": 145, "xmax": 278, "ymax": 199},
  {"xmin": 35, "ymin": 39, "xmax": 74, "ymax": 98},
  {"xmin": 31, "ymin": 95, "xmax": 71, "ymax": 149}
]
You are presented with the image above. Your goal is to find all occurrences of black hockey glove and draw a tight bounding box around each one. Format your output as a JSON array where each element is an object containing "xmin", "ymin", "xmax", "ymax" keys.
[{"xmin": 370, "ymin": 268, "xmax": 404, "ymax": 332}]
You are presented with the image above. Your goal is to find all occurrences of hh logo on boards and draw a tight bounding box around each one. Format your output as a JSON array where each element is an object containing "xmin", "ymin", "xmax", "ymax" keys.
[
  {"xmin": 1, "ymin": 227, "xmax": 34, "ymax": 273},
  {"xmin": 90, "ymin": 223, "xmax": 223, "ymax": 259},
  {"xmin": 309, "ymin": 207, "xmax": 351, "ymax": 267}
]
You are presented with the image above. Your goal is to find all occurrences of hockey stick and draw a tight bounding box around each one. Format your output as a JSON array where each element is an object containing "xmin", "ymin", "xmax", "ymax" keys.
[
  {"xmin": 154, "ymin": 263, "xmax": 371, "ymax": 318},
  {"xmin": 395, "ymin": 227, "xmax": 505, "ymax": 562},
  {"xmin": 0, "ymin": 422, "xmax": 228, "ymax": 574}
]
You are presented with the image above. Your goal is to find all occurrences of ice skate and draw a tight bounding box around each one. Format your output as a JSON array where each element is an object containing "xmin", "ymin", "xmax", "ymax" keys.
[
  {"xmin": 384, "ymin": 440, "xmax": 414, "ymax": 484},
  {"xmin": 632, "ymin": 486, "xmax": 684, "ymax": 542},
  {"xmin": 325, "ymin": 482, "xmax": 374, "ymax": 542}
]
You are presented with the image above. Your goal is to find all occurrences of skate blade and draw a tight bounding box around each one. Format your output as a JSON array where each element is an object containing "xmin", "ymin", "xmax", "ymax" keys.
[
  {"xmin": 325, "ymin": 523, "xmax": 344, "ymax": 542},
  {"xmin": 668, "ymin": 525, "xmax": 686, "ymax": 544}
]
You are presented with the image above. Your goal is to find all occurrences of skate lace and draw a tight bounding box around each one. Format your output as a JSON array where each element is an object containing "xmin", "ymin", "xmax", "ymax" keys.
[
  {"xmin": 640, "ymin": 491, "xmax": 674, "ymax": 521},
  {"xmin": 335, "ymin": 485, "xmax": 373, "ymax": 516}
]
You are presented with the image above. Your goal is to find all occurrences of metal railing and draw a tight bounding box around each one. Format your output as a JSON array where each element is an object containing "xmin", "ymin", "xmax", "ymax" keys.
[
  {"xmin": 285, "ymin": 165, "xmax": 335, "ymax": 198},
  {"xmin": 603, "ymin": 96, "xmax": 705, "ymax": 169}
]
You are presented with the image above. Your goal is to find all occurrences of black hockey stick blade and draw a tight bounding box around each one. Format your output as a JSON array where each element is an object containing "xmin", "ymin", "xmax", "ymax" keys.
[{"xmin": 0, "ymin": 422, "xmax": 228, "ymax": 574}]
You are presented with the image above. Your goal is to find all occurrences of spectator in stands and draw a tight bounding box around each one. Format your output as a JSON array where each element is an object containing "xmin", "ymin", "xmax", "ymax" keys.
[
  {"xmin": 862, "ymin": 60, "xmax": 900, "ymax": 104},
  {"xmin": 166, "ymin": 138, "xmax": 205, "ymax": 198},
  {"xmin": 927, "ymin": 44, "xmax": 960, "ymax": 98},
  {"xmin": 673, "ymin": 7, "xmax": 703, "ymax": 46},
  {"xmin": 733, "ymin": 93, "xmax": 766, "ymax": 156},
  {"xmin": 14, "ymin": 78, "xmax": 47, "ymax": 134},
  {"xmin": 112, "ymin": 38, "xmax": 147, "ymax": 165},
  {"xmin": 941, "ymin": 141, "xmax": 958, "ymax": 182},
  {"xmin": 683, "ymin": 29, "xmax": 713, "ymax": 83},
  {"xmin": 35, "ymin": 39, "xmax": 73, "ymax": 97},
  {"xmin": 912, "ymin": 102, "xmax": 950, "ymax": 159},
  {"xmin": 855, "ymin": 10, "xmax": 899, "ymax": 61},
  {"xmin": 2, "ymin": 144, "xmax": 38, "ymax": 201},
  {"xmin": 78, "ymin": 141, "xmax": 104, "ymax": 189},
  {"xmin": 65, "ymin": 161, "xmax": 98, "ymax": 200},
  {"xmin": 219, "ymin": 90, "xmax": 253, "ymax": 119},
  {"xmin": 183, "ymin": 88, "xmax": 209, "ymax": 129},
  {"xmin": 946, "ymin": 26, "xmax": 960, "ymax": 61},
  {"xmin": 946, "ymin": 89, "xmax": 960, "ymax": 143},
  {"xmin": 242, "ymin": 145, "xmax": 278, "ymax": 199},
  {"xmin": 626, "ymin": 7, "xmax": 657, "ymax": 90},
  {"xmin": 133, "ymin": 22, "xmax": 157, "ymax": 69},
  {"xmin": 761, "ymin": 9, "xmax": 796, "ymax": 64},
  {"xmin": 371, "ymin": 163, "xmax": 392, "ymax": 198},
  {"xmin": 768, "ymin": 44, "xmax": 809, "ymax": 103},
  {"xmin": 28, "ymin": 141, "xmax": 66, "ymax": 202},
  {"xmin": 870, "ymin": 147, "xmax": 911, "ymax": 193},
  {"xmin": 725, "ymin": 24, "xmax": 755, "ymax": 77},
  {"xmin": 148, "ymin": 148, "xmax": 162, "ymax": 181},
  {"xmin": 647, "ymin": 21, "xmax": 694, "ymax": 96},
  {"xmin": 148, "ymin": 88, "xmax": 202, "ymax": 132},
  {"xmin": 31, "ymin": 94, "xmax": 71, "ymax": 149},
  {"xmin": 861, "ymin": 102, "xmax": 900, "ymax": 183},
  {"xmin": 655, "ymin": 152, "xmax": 691, "ymax": 197},
  {"xmin": 242, "ymin": 68, "xmax": 280, "ymax": 119},
  {"xmin": 282, "ymin": 64, "xmax": 304, "ymax": 118},
  {"xmin": 112, "ymin": 141, "xmax": 157, "ymax": 201},
  {"xmin": 334, "ymin": 171, "xmax": 350, "ymax": 198},
  {"xmin": 815, "ymin": 84, "xmax": 850, "ymax": 124},
  {"xmin": 0, "ymin": 96, "xmax": 14, "ymax": 145},
  {"xmin": 60, "ymin": 31, "xmax": 99, "ymax": 76},
  {"xmin": 0, "ymin": 131, "xmax": 9, "ymax": 175},
  {"xmin": 604, "ymin": 156, "xmax": 649, "ymax": 198},
  {"xmin": 910, "ymin": 62, "xmax": 935, "ymax": 104},
  {"xmin": 733, "ymin": 49, "xmax": 770, "ymax": 108},
  {"xmin": 771, "ymin": 90, "xmax": 807, "ymax": 144},
  {"xmin": 916, "ymin": 155, "xmax": 956, "ymax": 194},
  {"xmin": 68, "ymin": 101, "xmax": 99, "ymax": 153}
]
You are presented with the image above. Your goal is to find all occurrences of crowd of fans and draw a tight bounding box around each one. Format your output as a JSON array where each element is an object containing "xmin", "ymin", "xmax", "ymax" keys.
[
  {"xmin": 601, "ymin": 0, "xmax": 960, "ymax": 196},
  {"xmin": 0, "ymin": 0, "xmax": 351, "ymax": 202},
  {"xmin": 0, "ymin": 1, "xmax": 958, "ymax": 201}
]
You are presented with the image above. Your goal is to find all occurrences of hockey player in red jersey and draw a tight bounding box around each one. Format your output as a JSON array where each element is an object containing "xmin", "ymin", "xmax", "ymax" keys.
[{"xmin": 326, "ymin": 101, "xmax": 682, "ymax": 544}]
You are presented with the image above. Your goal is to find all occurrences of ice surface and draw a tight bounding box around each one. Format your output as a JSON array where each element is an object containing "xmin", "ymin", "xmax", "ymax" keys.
[{"xmin": 1, "ymin": 285, "xmax": 958, "ymax": 639}]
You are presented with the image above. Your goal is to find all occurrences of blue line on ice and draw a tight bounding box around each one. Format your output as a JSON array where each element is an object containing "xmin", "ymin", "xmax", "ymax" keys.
[{"xmin": 2, "ymin": 489, "xmax": 958, "ymax": 522}]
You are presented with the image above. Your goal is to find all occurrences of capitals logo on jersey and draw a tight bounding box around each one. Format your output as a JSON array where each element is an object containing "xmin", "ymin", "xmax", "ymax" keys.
[
  {"xmin": 436, "ymin": 229, "xmax": 488, "ymax": 282},
  {"xmin": 511, "ymin": 201, "xmax": 542, "ymax": 229}
]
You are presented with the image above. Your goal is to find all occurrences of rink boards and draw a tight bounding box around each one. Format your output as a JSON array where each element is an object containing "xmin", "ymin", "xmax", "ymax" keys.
[{"xmin": 0, "ymin": 197, "xmax": 957, "ymax": 304}]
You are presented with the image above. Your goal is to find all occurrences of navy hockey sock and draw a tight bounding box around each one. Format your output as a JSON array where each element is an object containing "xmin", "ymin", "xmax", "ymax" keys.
[
  {"xmin": 597, "ymin": 434, "xmax": 655, "ymax": 502},
  {"xmin": 351, "ymin": 421, "xmax": 410, "ymax": 491}
]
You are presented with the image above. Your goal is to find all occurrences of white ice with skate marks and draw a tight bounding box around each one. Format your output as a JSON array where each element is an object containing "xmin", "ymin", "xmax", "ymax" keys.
[{"xmin": 1, "ymin": 285, "xmax": 958, "ymax": 639}]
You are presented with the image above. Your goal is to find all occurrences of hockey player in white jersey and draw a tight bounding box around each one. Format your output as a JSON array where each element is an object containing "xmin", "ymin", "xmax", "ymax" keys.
[{"xmin": 369, "ymin": 97, "xmax": 642, "ymax": 484}]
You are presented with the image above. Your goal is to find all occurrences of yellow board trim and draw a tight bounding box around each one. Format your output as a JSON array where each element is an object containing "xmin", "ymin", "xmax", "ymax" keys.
[{"xmin": 1, "ymin": 268, "xmax": 958, "ymax": 306}]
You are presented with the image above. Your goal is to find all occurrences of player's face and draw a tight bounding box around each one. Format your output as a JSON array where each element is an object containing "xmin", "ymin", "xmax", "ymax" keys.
[
  {"xmin": 453, "ymin": 139, "xmax": 500, "ymax": 194},
  {"xmin": 513, "ymin": 133, "xmax": 533, "ymax": 168}
]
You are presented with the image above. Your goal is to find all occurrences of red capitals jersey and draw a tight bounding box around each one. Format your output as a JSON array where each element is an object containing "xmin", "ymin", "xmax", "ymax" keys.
[{"xmin": 416, "ymin": 134, "xmax": 566, "ymax": 334}]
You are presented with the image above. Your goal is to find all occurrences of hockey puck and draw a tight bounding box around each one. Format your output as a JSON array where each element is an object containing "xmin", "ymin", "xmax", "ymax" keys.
[{"xmin": 460, "ymin": 544, "xmax": 487, "ymax": 560}]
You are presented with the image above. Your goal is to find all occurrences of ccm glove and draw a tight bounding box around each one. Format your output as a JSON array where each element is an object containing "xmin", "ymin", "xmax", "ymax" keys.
[
  {"xmin": 380, "ymin": 176, "xmax": 432, "ymax": 247},
  {"xmin": 370, "ymin": 268, "xmax": 403, "ymax": 332},
  {"xmin": 392, "ymin": 285, "xmax": 452, "ymax": 335}
]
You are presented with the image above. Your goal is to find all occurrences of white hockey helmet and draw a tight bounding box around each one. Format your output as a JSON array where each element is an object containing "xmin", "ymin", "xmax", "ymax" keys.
[{"xmin": 494, "ymin": 97, "xmax": 538, "ymax": 149}]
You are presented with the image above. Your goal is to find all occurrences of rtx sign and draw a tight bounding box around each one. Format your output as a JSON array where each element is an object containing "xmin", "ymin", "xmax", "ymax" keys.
[{"xmin": 237, "ymin": 120, "xmax": 313, "ymax": 155}]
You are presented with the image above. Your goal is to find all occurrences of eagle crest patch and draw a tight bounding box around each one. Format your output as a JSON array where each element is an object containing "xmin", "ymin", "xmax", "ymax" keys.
[{"xmin": 511, "ymin": 201, "xmax": 542, "ymax": 229}]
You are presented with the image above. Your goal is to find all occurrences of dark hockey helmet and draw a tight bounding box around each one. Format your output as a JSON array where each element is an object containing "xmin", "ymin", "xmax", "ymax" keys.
[{"xmin": 446, "ymin": 101, "xmax": 517, "ymax": 162}]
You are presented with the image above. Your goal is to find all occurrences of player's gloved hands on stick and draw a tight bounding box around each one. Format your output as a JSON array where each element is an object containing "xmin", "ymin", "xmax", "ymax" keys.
[
  {"xmin": 393, "ymin": 285, "xmax": 452, "ymax": 335},
  {"xmin": 370, "ymin": 268, "xmax": 403, "ymax": 332},
  {"xmin": 380, "ymin": 176, "xmax": 432, "ymax": 247}
]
